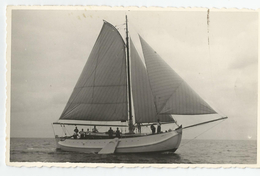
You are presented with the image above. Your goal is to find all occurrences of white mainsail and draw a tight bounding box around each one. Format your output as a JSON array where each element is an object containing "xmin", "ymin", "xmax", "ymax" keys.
[
  {"xmin": 130, "ymin": 39, "xmax": 174, "ymax": 123},
  {"xmin": 59, "ymin": 22, "xmax": 128, "ymax": 122},
  {"xmin": 139, "ymin": 35, "xmax": 216, "ymax": 115}
]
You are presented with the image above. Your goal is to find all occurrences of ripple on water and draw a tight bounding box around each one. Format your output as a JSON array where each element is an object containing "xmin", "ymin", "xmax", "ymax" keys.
[{"xmin": 10, "ymin": 138, "xmax": 257, "ymax": 164}]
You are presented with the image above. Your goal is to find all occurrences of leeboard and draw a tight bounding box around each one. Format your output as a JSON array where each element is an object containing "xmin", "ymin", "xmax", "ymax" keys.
[{"xmin": 98, "ymin": 138, "xmax": 119, "ymax": 154}]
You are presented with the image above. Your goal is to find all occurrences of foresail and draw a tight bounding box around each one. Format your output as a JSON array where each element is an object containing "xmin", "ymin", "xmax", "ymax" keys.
[
  {"xmin": 60, "ymin": 22, "xmax": 127, "ymax": 121},
  {"xmin": 130, "ymin": 39, "xmax": 174, "ymax": 123},
  {"xmin": 139, "ymin": 35, "xmax": 216, "ymax": 115}
]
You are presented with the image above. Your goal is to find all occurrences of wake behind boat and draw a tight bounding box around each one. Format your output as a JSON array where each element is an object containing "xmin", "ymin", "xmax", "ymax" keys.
[{"xmin": 52, "ymin": 16, "xmax": 227, "ymax": 154}]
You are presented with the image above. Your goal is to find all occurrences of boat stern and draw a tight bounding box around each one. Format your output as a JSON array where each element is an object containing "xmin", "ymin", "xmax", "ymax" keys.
[{"xmin": 54, "ymin": 135, "xmax": 61, "ymax": 149}]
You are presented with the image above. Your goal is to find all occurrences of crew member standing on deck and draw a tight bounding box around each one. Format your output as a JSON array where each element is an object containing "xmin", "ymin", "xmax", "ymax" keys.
[
  {"xmin": 74, "ymin": 127, "xmax": 79, "ymax": 134},
  {"xmin": 150, "ymin": 124, "xmax": 156, "ymax": 134},
  {"xmin": 157, "ymin": 119, "xmax": 161, "ymax": 133},
  {"xmin": 108, "ymin": 127, "xmax": 114, "ymax": 138},
  {"xmin": 116, "ymin": 128, "xmax": 121, "ymax": 138}
]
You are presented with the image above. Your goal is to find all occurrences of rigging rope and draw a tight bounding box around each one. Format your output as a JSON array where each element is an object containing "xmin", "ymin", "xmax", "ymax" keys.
[
  {"xmin": 60, "ymin": 125, "xmax": 66, "ymax": 136},
  {"xmin": 51, "ymin": 123, "xmax": 56, "ymax": 136},
  {"xmin": 64, "ymin": 125, "xmax": 70, "ymax": 136},
  {"xmin": 181, "ymin": 119, "xmax": 224, "ymax": 147}
]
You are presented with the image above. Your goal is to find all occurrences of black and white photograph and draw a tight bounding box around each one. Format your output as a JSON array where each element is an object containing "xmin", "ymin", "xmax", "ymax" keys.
[{"xmin": 6, "ymin": 7, "xmax": 258, "ymax": 166}]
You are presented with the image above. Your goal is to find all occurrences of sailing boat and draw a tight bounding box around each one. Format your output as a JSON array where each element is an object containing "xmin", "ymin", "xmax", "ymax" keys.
[{"xmin": 52, "ymin": 16, "xmax": 227, "ymax": 154}]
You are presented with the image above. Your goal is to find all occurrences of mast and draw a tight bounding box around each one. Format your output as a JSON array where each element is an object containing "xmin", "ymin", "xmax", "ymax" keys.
[{"xmin": 126, "ymin": 15, "xmax": 134, "ymax": 133}]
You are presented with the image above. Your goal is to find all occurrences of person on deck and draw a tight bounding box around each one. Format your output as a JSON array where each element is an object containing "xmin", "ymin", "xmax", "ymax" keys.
[
  {"xmin": 137, "ymin": 123, "xmax": 141, "ymax": 133},
  {"xmin": 116, "ymin": 128, "xmax": 121, "ymax": 138},
  {"xmin": 108, "ymin": 127, "xmax": 114, "ymax": 138},
  {"xmin": 79, "ymin": 129, "xmax": 85, "ymax": 139},
  {"xmin": 150, "ymin": 124, "xmax": 156, "ymax": 134},
  {"xmin": 74, "ymin": 127, "xmax": 79, "ymax": 134},
  {"xmin": 92, "ymin": 126, "xmax": 99, "ymax": 133},
  {"xmin": 157, "ymin": 119, "xmax": 161, "ymax": 134}
]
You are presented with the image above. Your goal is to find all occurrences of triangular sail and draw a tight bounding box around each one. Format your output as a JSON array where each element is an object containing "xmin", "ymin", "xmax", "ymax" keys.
[
  {"xmin": 59, "ymin": 22, "xmax": 128, "ymax": 121},
  {"xmin": 130, "ymin": 39, "xmax": 174, "ymax": 123},
  {"xmin": 139, "ymin": 35, "xmax": 216, "ymax": 115}
]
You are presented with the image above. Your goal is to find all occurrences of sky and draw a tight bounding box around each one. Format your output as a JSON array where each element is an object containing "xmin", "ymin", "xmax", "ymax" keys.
[{"xmin": 10, "ymin": 9, "xmax": 258, "ymax": 140}]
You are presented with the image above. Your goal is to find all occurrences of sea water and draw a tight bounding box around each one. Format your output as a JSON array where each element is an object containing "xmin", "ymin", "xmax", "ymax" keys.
[{"xmin": 10, "ymin": 138, "xmax": 257, "ymax": 164}]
